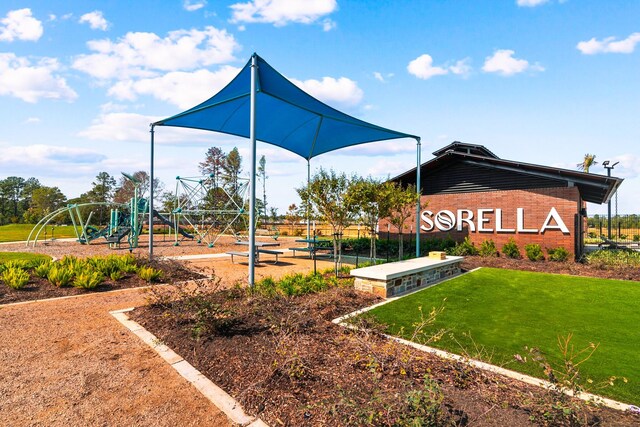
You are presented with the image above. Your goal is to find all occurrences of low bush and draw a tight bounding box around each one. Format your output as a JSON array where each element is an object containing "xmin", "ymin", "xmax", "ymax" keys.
[
  {"xmin": 448, "ymin": 237, "xmax": 479, "ymax": 256},
  {"xmin": 254, "ymin": 271, "xmax": 345, "ymax": 298},
  {"xmin": 502, "ymin": 238, "xmax": 521, "ymax": 259},
  {"xmin": 479, "ymin": 239, "xmax": 498, "ymax": 257},
  {"xmin": 73, "ymin": 271, "xmax": 104, "ymax": 289},
  {"xmin": 138, "ymin": 266, "xmax": 163, "ymax": 282},
  {"xmin": 547, "ymin": 246, "xmax": 570, "ymax": 262},
  {"xmin": 34, "ymin": 261, "xmax": 53, "ymax": 278},
  {"xmin": 634, "ymin": 234, "xmax": 640, "ymax": 242},
  {"xmin": 584, "ymin": 250, "xmax": 640, "ymax": 269},
  {"xmin": 2, "ymin": 267, "xmax": 30, "ymax": 289},
  {"xmin": 524, "ymin": 243, "xmax": 545, "ymax": 261},
  {"xmin": 47, "ymin": 265, "xmax": 74, "ymax": 287}
]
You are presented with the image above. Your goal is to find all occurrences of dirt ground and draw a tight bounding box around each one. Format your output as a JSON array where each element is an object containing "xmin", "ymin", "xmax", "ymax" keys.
[{"xmin": 0, "ymin": 237, "xmax": 342, "ymax": 426}]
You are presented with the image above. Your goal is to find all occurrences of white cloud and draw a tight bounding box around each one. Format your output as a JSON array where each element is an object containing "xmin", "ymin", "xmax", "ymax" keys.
[
  {"xmin": 607, "ymin": 154, "xmax": 640, "ymax": 179},
  {"xmin": 516, "ymin": 0, "xmax": 550, "ymax": 7},
  {"xmin": 72, "ymin": 26, "xmax": 239, "ymax": 80},
  {"xmin": 482, "ymin": 49, "xmax": 544, "ymax": 76},
  {"xmin": 23, "ymin": 117, "xmax": 41, "ymax": 124},
  {"xmin": 366, "ymin": 159, "xmax": 411, "ymax": 178},
  {"xmin": 0, "ymin": 8, "xmax": 43, "ymax": 42},
  {"xmin": 407, "ymin": 54, "xmax": 449, "ymax": 80},
  {"xmin": 373, "ymin": 71, "xmax": 394, "ymax": 83},
  {"xmin": 79, "ymin": 11, "xmax": 109, "ymax": 31},
  {"xmin": 577, "ymin": 33, "xmax": 640, "ymax": 55},
  {"xmin": 230, "ymin": 0, "xmax": 337, "ymax": 28},
  {"xmin": 322, "ymin": 18, "xmax": 336, "ymax": 31},
  {"xmin": 78, "ymin": 112, "xmax": 216, "ymax": 144},
  {"xmin": 0, "ymin": 144, "xmax": 106, "ymax": 167},
  {"xmin": 449, "ymin": 58, "xmax": 472, "ymax": 77},
  {"xmin": 339, "ymin": 140, "xmax": 417, "ymax": 157},
  {"xmin": 108, "ymin": 66, "xmax": 241, "ymax": 108},
  {"xmin": 290, "ymin": 76, "xmax": 363, "ymax": 108},
  {"xmin": 184, "ymin": 0, "xmax": 207, "ymax": 11},
  {"xmin": 0, "ymin": 53, "xmax": 77, "ymax": 103}
]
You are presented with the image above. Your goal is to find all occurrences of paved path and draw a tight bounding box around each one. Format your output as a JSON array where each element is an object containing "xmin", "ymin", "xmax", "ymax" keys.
[{"xmin": 0, "ymin": 289, "xmax": 231, "ymax": 427}]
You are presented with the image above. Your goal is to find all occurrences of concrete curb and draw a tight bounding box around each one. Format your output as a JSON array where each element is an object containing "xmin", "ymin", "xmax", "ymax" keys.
[
  {"xmin": 110, "ymin": 308, "xmax": 268, "ymax": 427},
  {"xmin": 332, "ymin": 266, "xmax": 635, "ymax": 414}
]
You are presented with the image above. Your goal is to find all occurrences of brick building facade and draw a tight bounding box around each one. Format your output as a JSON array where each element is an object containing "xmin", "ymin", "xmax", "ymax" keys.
[{"xmin": 385, "ymin": 142, "xmax": 622, "ymax": 257}]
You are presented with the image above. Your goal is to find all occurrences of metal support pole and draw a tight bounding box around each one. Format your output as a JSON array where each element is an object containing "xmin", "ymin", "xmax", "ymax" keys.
[
  {"xmin": 415, "ymin": 138, "xmax": 421, "ymax": 257},
  {"xmin": 248, "ymin": 54, "xmax": 258, "ymax": 288},
  {"xmin": 306, "ymin": 160, "xmax": 311, "ymax": 241},
  {"xmin": 149, "ymin": 125, "xmax": 155, "ymax": 259}
]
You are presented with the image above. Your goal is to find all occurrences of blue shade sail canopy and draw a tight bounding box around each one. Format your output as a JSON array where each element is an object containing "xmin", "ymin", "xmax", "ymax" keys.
[{"xmin": 153, "ymin": 53, "xmax": 419, "ymax": 159}]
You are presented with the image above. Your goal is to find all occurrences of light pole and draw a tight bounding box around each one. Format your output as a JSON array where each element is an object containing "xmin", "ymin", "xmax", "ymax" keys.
[{"xmin": 602, "ymin": 160, "xmax": 619, "ymax": 239}]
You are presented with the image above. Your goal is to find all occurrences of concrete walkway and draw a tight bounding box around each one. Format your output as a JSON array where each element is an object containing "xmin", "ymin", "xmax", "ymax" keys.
[{"xmin": 0, "ymin": 288, "xmax": 231, "ymax": 427}]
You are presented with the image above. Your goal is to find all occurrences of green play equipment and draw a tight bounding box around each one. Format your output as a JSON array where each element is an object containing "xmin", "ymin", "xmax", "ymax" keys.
[{"xmin": 26, "ymin": 172, "xmax": 193, "ymax": 250}]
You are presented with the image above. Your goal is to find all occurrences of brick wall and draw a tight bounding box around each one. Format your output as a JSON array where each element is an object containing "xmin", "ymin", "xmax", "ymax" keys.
[{"xmin": 380, "ymin": 186, "xmax": 580, "ymax": 255}]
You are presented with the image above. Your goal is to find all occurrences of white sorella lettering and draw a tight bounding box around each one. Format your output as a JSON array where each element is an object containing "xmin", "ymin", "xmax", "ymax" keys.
[
  {"xmin": 420, "ymin": 210, "xmax": 434, "ymax": 231},
  {"xmin": 477, "ymin": 209, "xmax": 493, "ymax": 232}
]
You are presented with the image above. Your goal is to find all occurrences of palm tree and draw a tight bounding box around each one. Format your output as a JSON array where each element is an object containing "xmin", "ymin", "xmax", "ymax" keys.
[{"xmin": 577, "ymin": 153, "xmax": 597, "ymax": 173}]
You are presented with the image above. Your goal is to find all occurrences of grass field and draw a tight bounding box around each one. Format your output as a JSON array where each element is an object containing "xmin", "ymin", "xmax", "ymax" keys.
[
  {"xmin": 367, "ymin": 267, "xmax": 640, "ymax": 404},
  {"xmin": 0, "ymin": 224, "xmax": 81, "ymax": 243},
  {"xmin": 0, "ymin": 252, "xmax": 51, "ymax": 264}
]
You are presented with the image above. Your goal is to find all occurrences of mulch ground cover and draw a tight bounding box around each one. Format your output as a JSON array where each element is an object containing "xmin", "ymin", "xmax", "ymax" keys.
[
  {"xmin": 132, "ymin": 284, "xmax": 639, "ymax": 426},
  {"xmin": 461, "ymin": 256, "xmax": 640, "ymax": 281},
  {"xmin": 0, "ymin": 259, "xmax": 204, "ymax": 305}
]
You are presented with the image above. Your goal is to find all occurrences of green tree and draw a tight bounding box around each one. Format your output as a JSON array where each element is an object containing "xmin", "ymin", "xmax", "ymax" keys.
[
  {"xmin": 113, "ymin": 171, "xmax": 164, "ymax": 205},
  {"xmin": 386, "ymin": 183, "xmax": 419, "ymax": 259},
  {"xmin": 84, "ymin": 172, "xmax": 116, "ymax": 225},
  {"xmin": 23, "ymin": 186, "xmax": 67, "ymax": 223},
  {"xmin": 199, "ymin": 146, "xmax": 226, "ymax": 187},
  {"xmin": 577, "ymin": 153, "xmax": 597, "ymax": 173},
  {"xmin": 285, "ymin": 203, "xmax": 301, "ymax": 234},
  {"xmin": 222, "ymin": 147, "xmax": 242, "ymax": 193},
  {"xmin": 348, "ymin": 177, "xmax": 393, "ymax": 259},
  {"xmin": 258, "ymin": 155, "xmax": 267, "ymax": 225},
  {"xmin": 1, "ymin": 176, "xmax": 26, "ymax": 222},
  {"xmin": 297, "ymin": 169, "xmax": 357, "ymax": 266}
]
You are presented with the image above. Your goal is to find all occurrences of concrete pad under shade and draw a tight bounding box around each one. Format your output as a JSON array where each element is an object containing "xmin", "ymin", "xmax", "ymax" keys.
[{"xmin": 350, "ymin": 256, "xmax": 464, "ymax": 281}]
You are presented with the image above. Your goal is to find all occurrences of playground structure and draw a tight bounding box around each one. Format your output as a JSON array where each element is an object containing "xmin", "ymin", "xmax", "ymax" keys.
[
  {"xmin": 170, "ymin": 173, "xmax": 250, "ymax": 247},
  {"xmin": 26, "ymin": 172, "xmax": 250, "ymax": 250}
]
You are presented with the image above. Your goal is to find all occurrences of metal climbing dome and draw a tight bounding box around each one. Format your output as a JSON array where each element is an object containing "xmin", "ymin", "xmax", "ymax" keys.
[{"xmin": 171, "ymin": 173, "xmax": 250, "ymax": 247}]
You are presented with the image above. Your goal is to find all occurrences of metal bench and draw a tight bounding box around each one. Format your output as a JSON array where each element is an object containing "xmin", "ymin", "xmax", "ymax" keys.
[
  {"xmin": 257, "ymin": 248, "xmax": 284, "ymax": 264},
  {"xmin": 289, "ymin": 247, "xmax": 332, "ymax": 258},
  {"xmin": 227, "ymin": 249, "xmax": 284, "ymax": 264}
]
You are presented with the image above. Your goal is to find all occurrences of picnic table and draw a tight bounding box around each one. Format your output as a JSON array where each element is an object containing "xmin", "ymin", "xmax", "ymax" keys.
[
  {"xmin": 290, "ymin": 238, "xmax": 332, "ymax": 258},
  {"xmin": 227, "ymin": 241, "xmax": 284, "ymax": 264}
]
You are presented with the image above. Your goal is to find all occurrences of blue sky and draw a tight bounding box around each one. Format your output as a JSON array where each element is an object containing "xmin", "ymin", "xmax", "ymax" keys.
[{"xmin": 1, "ymin": 0, "xmax": 638, "ymax": 214}]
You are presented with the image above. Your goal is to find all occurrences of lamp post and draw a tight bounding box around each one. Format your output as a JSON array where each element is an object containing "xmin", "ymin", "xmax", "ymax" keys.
[{"xmin": 602, "ymin": 160, "xmax": 619, "ymax": 239}]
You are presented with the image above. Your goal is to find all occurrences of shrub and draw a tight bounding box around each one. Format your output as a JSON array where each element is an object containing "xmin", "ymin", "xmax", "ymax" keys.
[
  {"xmin": 448, "ymin": 237, "xmax": 479, "ymax": 256},
  {"xmin": 73, "ymin": 271, "xmax": 104, "ymax": 289},
  {"xmin": 547, "ymin": 246, "xmax": 570, "ymax": 262},
  {"xmin": 502, "ymin": 238, "xmax": 521, "ymax": 259},
  {"xmin": 3, "ymin": 260, "xmax": 30, "ymax": 270},
  {"xmin": 47, "ymin": 265, "xmax": 74, "ymax": 287},
  {"xmin": 109, "ymin": 270, "xmax": 125, "ymax": 281},
  {"xmin": 479, "ymin": 239, "xmax": 498, "ymax": 257},
  {"xmin": 524, "ymin": 243, "xmax": 545, "ymax": 261},
  {"xmin": 584, "ymin": 250, "xmax": 640, "ymax": 269},
  {"xmin": 634, "ymin": 234, "xmax": 640, "ymax": 242},
  {"xmin": 2, "ymin": 267, "xmax": 30, "ymax": 289},
  {"xmin": 137, "ymin": 266, "xmax": 163, "ymax": 282},
  {"xmin": 34, "ymin": 261, "xmax": 53, "ymax": 278}
]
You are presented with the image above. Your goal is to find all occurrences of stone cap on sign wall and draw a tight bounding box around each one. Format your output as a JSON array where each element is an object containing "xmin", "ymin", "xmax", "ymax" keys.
[{"xmin": 350, "ymin": 256, "xmax": 464, "ymax": 281}]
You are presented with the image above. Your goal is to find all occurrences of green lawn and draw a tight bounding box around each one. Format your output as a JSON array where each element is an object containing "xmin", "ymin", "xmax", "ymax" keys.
[
  {"xmin": 0, "ymin": 224, "xmax": 81, "ymax": 243},
  {"xmin": 367, "ymin": 267, "xmax": 640, "ymax": 404},
  {"xmin": 0, "ymin": 252, "xmax": 51, "ymax": 265}
]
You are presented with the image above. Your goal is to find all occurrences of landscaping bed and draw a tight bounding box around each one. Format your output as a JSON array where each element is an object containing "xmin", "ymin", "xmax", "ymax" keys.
[
  {"xmin": 462, "ymin": 254, "xmax": 640, "ymax": 281},
  {"xmin": 132, "ymin": 281, "xmax": 638, "ymax": 426},
  {"xmin": 0, "ymin": 256, "xmax": 203, "ymax": 305}
]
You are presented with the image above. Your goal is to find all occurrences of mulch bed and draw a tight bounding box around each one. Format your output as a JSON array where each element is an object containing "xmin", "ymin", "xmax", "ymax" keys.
[
  {"xmin": 461, "ymin": 256, "xmax": 640, "ymax": 281},
  {"xmin": 0, "ymin": 259, "xmax": 204, "ymax": 305},
  {"xmin": 133, "ymin": 285, "xmax": 639, "ymax": 426}
]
